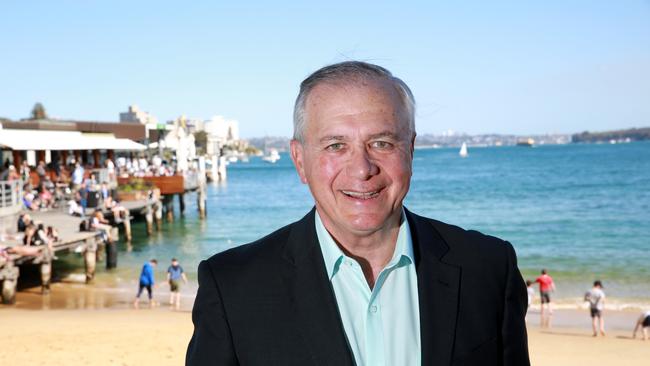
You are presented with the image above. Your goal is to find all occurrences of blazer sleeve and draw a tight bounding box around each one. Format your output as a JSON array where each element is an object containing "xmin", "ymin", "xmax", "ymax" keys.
[
  {"xmin": 186, "ymin": 260, "xmax": 239, "ymax": 366},
  {"xmin": 502, "ymin": 242, "xmax": 530, "ymax": 366}
]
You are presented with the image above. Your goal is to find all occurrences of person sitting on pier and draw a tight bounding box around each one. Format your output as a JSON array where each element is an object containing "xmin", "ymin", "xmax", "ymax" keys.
[
  {"xmin": 90, "ymin": 209, "xmax": 114, "ymax": 244},
  {"xmin": 46, "ymin": 226, "xmax": 60, "ymax": 243},
  {"xmin": 38, "ymin": 182, "xmax": 55, "ymax": 209},
  {"xmin": 22, "ymin": 190, "xmax": 40, "ymax": 211},
  {"xmin": 18, "ymin": 222, "xmax": 55, "ymax": 259},
  {"xmin": 17, "ymin": 213, "xmax": 32, "ymax": 232}
]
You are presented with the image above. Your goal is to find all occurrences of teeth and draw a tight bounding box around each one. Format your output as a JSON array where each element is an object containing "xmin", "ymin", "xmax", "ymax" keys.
[{"xmin": 341, "ymin": 190, "xmax": 379, "ymax": 199}]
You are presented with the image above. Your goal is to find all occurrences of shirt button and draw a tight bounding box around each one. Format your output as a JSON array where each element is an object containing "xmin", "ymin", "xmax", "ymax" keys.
[{"xmin": 369, "ymin": 305, "xmax": 378, "ymax": 313}]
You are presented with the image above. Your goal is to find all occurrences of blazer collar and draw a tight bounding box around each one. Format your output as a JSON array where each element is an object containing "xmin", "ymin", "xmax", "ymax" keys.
[
  {"xmin": 280, "ymin": 208, "xmax": 461, "ymax": 366},
  {"xmin": 406, "ymin": 208, "xmax": 461, "ymax": 366},
  {"xmin": 279, "ymin": 208, "xmax": 356, "ymax": 365}
]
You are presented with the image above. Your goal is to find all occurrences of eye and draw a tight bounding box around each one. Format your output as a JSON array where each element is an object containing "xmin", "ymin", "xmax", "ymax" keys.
[
  {"xmin": 325, "ymin": 143, "xmax": 345, "ymax": 152},
  {"xmin": 370, "ymin": 140, "xmax": 393, "ymax": 149}
]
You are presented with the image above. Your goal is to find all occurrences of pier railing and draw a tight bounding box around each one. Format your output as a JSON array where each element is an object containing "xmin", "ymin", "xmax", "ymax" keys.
[{"xmin": 0, "ymin": 179, "xmax": 22, "ymax": 213}]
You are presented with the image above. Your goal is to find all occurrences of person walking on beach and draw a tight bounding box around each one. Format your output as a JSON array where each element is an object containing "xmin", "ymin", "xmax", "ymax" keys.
[
  {"xmin": 187, "ymin": 61, "xmax": 530, "ymax": 366},
  {"xmin": 632, "ymin": 310, "xmax": 650, "ymax": 341},
  {"xmin": 536, "ymin": 269, "xmax": 556, "ymax": 316},
  {"xmin": 167, "ymin": 258, "xmax": 188, "ymax": 310},
  {"xmin": 134, "ymin": 259, "xmax": 158, "ymax": 308},
  {"xmin": 584, "ymin": 280, "xmax": 605, "ymax": 337}
]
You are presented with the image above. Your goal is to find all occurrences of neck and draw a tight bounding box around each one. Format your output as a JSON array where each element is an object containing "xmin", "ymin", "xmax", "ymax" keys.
[{"xmin": 319, "ymin": 209, "xmax": 402, "ymax": 289}]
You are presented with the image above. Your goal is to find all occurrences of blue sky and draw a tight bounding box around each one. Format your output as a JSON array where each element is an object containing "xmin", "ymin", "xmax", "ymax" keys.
[{"xmin": 1, "ymin": 1, "xmax": 649, "ymax": 138}]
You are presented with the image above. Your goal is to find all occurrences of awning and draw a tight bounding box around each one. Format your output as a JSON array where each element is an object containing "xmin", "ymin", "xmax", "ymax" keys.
[{"xmin": 0, "ymin": 129, "xmax": 146, "ymax": 151}]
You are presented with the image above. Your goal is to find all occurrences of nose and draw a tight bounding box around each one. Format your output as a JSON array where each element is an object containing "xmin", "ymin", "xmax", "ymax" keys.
[{"xmin": 346, "ymin": 146, "xmax": 378, "ymax": 180}]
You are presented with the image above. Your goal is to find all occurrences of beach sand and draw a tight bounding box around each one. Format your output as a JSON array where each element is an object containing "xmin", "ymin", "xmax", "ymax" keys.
[{"xmin": 2, "ymin": 304, "xmax": 650, "ymax": 365}]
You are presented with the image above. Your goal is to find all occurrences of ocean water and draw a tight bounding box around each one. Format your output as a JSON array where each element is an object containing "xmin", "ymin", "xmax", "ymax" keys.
[{"xmin": 88, "ymin": 142, "xmax": 650, "ymax": 306}]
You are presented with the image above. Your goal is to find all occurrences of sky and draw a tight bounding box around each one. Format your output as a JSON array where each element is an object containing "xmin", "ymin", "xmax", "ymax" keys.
[{"xmin": 1, "ymin": 1, "xmax": 649, "ymax": 138}]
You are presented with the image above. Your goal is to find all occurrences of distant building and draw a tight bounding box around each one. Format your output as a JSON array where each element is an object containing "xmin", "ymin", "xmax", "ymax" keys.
[
  {"xmin": 203, "ymin": 116, "xmax": 240, "ymax": 155},
  {"xmin": 119, "ymin": 105, "xmax": 159, "ymax": 126}
]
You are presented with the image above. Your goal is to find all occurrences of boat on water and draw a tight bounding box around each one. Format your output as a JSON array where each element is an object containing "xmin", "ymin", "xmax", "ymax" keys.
[
  {"xmin": 516, "ymin": 138, "xmax": 535, "ymax": 147},
  {"xmin": 262, "ymin": 149, "xmax": 281, "ymax": 163},
  {"xmin": 459, "ymin": 142, "xmax": 468, "ymax": 158}
]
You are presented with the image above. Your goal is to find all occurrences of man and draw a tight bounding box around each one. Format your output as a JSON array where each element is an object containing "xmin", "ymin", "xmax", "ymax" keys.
[
  {"xmin": 167, "ymin": 258, "xmax": 188, "ymax": 310},
  {"xmin": 187, "ymin": 61, "xmax": 529, "ymax": 365},
  {"xmin": 535, "ymin": 268, "xmax": 556, "ymax": 317}
]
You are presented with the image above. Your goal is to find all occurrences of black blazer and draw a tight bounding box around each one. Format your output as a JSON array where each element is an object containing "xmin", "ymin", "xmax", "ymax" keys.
[{"xmin": 186, "ymin": 208, "xmax": 530, "ymax": 366}]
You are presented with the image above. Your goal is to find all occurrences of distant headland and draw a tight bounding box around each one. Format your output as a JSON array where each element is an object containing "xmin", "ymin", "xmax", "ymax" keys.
[{"xmin": 571, "ymin": 127, "xmax": 650, "ymax": 143}]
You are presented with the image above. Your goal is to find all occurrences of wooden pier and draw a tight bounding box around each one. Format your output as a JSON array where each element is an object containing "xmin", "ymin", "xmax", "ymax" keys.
[{"xmin": 0, "ymin": 198, "xmax": 158, "ymax": 304}]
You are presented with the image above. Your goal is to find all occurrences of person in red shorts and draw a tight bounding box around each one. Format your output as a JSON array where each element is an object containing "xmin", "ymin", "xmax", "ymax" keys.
[{"xmin": 536, "ymin": 269, "xmax": 556, "ymax": 316}]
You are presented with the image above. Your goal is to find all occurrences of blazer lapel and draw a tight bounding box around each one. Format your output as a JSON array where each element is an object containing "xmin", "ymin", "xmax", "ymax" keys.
[
  {"xmin": 406, "ymin": 209, "xmax": 461, "ymax": 366},
  {"xmin": 279, "ymin": 209, "xmax": 355, "ymax": 366}
]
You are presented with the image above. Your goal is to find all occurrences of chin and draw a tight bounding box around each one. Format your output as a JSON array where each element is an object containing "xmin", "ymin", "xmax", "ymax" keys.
[{"xmin": 346, "ymin": 213, "xmax": 392, "ymax": 232}]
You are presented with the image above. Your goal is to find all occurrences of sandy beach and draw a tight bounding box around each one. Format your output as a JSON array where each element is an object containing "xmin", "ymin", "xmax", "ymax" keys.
[{"xmin": 2, "ymin": 302, "xmax": 650, "ymax": 365}]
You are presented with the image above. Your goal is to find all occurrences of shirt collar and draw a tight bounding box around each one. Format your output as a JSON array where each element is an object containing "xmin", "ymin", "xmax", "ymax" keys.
[{"xmin": 315, "ymin": 209, "xmax": 415, "ymax": 280}]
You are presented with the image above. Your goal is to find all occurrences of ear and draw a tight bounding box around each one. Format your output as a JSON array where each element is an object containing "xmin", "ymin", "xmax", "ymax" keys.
[
  {"xmin": 410, "ymin": 133, "xmax": 416, "ymax": 158},
  {"xmin": 290, "ymin": 139, "xmax": 308, "ymax": 184}
]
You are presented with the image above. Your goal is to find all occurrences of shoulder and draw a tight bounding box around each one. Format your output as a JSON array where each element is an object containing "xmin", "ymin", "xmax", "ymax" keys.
[
  {"xmin": 418, "ymin": 213, "xmax": 515, "ymax": 263},
  {"xmin": 200, "ymin": 220, "xmax": 295, "ymax": 279}
]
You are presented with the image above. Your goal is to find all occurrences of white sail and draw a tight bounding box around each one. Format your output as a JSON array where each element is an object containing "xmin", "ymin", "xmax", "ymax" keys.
[{"xmin": 459, "ymin": 142, "xmax": 468, "ymax": 157}]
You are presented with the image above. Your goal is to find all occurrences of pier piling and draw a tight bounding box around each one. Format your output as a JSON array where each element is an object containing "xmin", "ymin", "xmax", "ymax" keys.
[
  {"xmin": 155, "ymin": 203, "xmax": 163, "ymax": 229},
  {"xmin": 178, "ymin": 193, "xmax": 186, "ymax": 216},
  {"xmin": 40, "ymin": 261, "xmax": 51, "ymax": 294},
  {"xmin": 0, "ymin": 261, "xmax": 19, "ymax": 304},
  {"xmin": 145, "ymin": 203, "xmax": 154, "ymax": 235},
  {"xmin": 123, "ymin": 216, "xmax": 132, "ymax": 241},
  {"xmin": 106, "ymin": 241, "xmax": 117, "ymax": 269},
  {"xmin": 84, "ymin": 238, "xmax": 97, "ymax": 283}
]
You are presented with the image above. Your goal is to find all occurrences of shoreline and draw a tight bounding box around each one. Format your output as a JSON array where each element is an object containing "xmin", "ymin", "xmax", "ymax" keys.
[{"xmin": 3, "ymin": 280, "xmax": 648, "ymax": 332}]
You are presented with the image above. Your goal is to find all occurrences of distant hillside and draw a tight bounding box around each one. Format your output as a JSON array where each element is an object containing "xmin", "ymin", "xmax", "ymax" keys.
[{"xmin": 571, "ymin": 127, "xmax": 650, "ymax": 143}]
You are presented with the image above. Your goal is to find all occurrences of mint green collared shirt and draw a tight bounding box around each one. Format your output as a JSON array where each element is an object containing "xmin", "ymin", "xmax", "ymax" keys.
[{"xmin": 315, "ymin": 211, "xmax": 421, "ymax": 366}]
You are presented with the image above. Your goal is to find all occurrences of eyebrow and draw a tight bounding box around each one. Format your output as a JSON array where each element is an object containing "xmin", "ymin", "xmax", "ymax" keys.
[
  {"xmin": 318, "ymin": 131, "xmax": 401, "ymax": 144},
  {"xmin": 319, "ymin": 135, "xmax": 345, "ymax": 143},
  {"xmin": 368, "ymin": 131, "xmax": 399, "ymax": 140}
]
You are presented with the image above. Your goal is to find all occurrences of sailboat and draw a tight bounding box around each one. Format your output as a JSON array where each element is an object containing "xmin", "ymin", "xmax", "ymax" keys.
[
  {"xmin": 262, "ymin": 149, "xmax": 281, "ymax": 163},
  {"xmin": 459, "ymin": 142, "xmax": 468, "ymax": 158}
]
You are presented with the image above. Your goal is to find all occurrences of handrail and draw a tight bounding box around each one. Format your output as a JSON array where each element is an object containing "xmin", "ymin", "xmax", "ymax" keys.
[{"xmin": 0, "ymin": 179, "xmax": 21, "ymax": 209}]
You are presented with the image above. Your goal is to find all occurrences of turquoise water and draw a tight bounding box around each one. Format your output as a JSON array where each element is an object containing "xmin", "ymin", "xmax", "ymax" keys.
[{"xmin": 95, "ymin": 142, "xmax": 650, "ymax": 304}]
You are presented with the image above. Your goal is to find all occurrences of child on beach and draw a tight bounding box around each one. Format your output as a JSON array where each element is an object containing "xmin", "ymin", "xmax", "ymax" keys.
[
  {"xmin": 167, "ymin": 258, "xmax": 188, "ymax": 310},
  {"xmin": 632, "ymin": 310, "xmax": 650, "ymax": 341},
  {"xmin": 134, "ymin": 259, "xmax": 158, "ymax": 308},
  {"xmin": 584, "ymin": 280, "xmax": 606, "ymax": 337},
  {"xmin": 526, "ymin": 280, "xmax": 535, "ymax": 309}
]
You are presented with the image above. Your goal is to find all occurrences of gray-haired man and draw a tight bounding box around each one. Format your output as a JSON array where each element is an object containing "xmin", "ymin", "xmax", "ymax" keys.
[{"xmin": 187, "ymin": 61, "xmax": 529, "ymax": 366}]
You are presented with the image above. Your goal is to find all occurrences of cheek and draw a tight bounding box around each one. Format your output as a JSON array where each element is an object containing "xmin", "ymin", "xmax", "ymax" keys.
[{"xmin": 316, "ymin": 155, "xmax": 340, "ymax": 182}]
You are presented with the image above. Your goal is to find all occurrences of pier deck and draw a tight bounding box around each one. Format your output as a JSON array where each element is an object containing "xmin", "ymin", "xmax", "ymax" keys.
[{"xmin": 0, "ymin": 198, "xmax": 158, "ymax": 304}]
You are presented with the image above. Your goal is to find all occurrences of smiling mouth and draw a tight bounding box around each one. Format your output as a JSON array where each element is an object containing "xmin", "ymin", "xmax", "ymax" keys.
[{"xmin": 341, "ymin": 189, "xmax": 381, "ymax": 200}]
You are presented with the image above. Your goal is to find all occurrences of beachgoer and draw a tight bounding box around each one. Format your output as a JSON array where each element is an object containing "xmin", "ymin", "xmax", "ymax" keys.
[
  {"xmin": 72, "ymin": 162, "xmax": 84, "ymax": 188},
  {"xmin": 187, "ymin": 61, "xmax": 530, "ymax": 365},
  {"xmin": 526, "ymin": 280, "xmax": 535, "ymax": 309},
  {"xmin": 17, "ymin": 213, "xmax": 31, "ymax": 232},
  {"xmin": 536, "ymin": 269, "xmax": 556, "ymax": 315},
  {"xmin": 632, "ymin": 310, "xmax": 650, "ymax": 341},
  {"xmin": 167, "ymin": 258, "xmax": 188, "ymax": 309},
  {"xmin": 584, "ymin": 280, "xmax": 605, "ymax": 336},
  {"xmin": 90, "ymin": 210, "xmax": 113, "ymax": 243},
  {"xmin": 134, "ymin": 259, "xmax": 158, "ymax": 308}
]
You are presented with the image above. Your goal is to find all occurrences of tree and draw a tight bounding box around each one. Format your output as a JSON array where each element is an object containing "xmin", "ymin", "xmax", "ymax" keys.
[
  {"xmin": 31, "ymin": 103, "xmax": 47, "ymax": 120},
  {"xmin": 194, "ymin": 130, "xmax": 208, "ymax": 155}
]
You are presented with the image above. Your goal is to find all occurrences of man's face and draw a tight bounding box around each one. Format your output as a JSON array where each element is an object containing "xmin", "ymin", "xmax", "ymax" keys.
[{"xmin": 291, "ymin": 78, "xmax": 415, "ymax": 237}]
